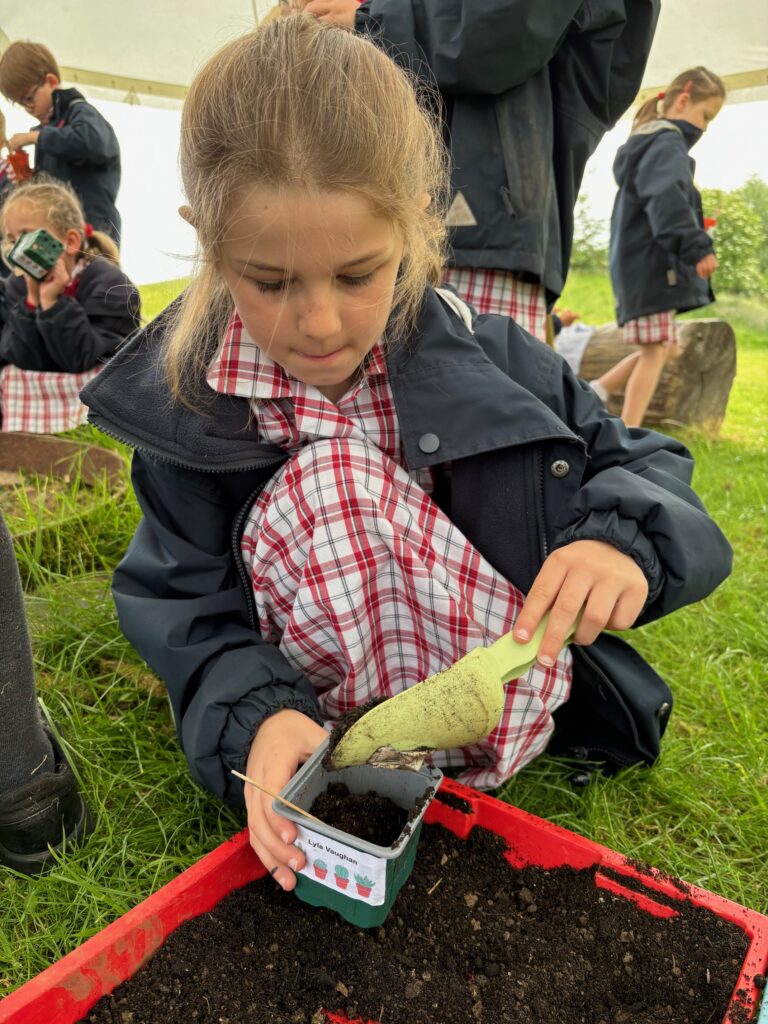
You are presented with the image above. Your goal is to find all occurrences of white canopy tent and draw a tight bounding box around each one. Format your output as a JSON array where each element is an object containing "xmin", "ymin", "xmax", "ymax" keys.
[
  {"xmin": 1, "ymin": 0, "xmax": 766, "ymax": 106},
  {"xmin": 1, "ymin": 1, "xmax": 766, "ymax": 282}
]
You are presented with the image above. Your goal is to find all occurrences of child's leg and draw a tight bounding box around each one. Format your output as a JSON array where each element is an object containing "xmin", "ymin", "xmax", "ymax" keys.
[
  {"xmin": 617, "ymin": 312, "xmax": 677, "ymax": 428},
  {"xmin": 244, "ymin": 438, "xmax": 572, "ymax": 789},
  {"xmin": 592, "ymin": 350, "xmax": 642, "ymax": 398},
  {"xmin": 0, "ymin": 510, "xmax": 91, "ymax": 874},
  {"xmin": 620, "ymin": 344, "xmax": 669, "ymax": 428},
  {"xmin": 0, "ymin": 511, "xmax": 56, "ymax": 788}
]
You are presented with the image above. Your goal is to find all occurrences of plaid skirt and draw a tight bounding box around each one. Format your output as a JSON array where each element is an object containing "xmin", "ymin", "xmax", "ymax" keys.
[
  {"xmin": 0, "ymin": 364, "xmax": 100, "ymax": 433},
  {"xmin": 442, "ymin": 267, "xmax": 548, "ymax": 343},
  {"xmin": 623, "ymin": 310, "xmax": 677, "ymax": 347},
  {"xmin": 242, "ymin": 436, "xmax": 571, "ymax": 790}
]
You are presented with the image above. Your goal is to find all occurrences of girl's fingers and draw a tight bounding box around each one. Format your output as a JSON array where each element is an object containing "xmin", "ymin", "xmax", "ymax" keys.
[
  {"xmin": 572, "ymin": 583, "xmax": 621, "ymax": 647},
  {"xmin": 513, "ymin": 559, "xmax": 568, "ymax": 643},
  {"xmin": 606, "ymin": 585, "xmax": 647, "ymax": 632},
  {"xmin": 536, "ymin": 576, "xmax": 591, "ymax": 665},
  {"xmin": 245, "ymin": 788, "xmax": 305, "ymax": 891}
]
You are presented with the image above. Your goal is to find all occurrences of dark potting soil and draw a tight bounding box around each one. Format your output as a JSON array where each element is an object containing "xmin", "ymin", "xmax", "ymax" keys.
[
  {"xmin": 81, "ymin": 822, "xmax": 755, "ymax": 1024},
  {"xmin": 310, "ymin": 782, "xmax": 408, "ymax": 847},
  {"xmin": 433, "ymin": 789, "xmax": 473, "ymax": 814},
  {"xmin": 309, "ymin": 782, "xmax": 435, "ymax": 849}
]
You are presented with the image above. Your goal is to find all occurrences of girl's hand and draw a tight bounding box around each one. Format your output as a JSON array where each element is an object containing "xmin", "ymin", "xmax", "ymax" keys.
[
  {"xmin": 7, "ymin": 132, "xmax": 38, "ymax": 152},
  {"xmin": 243, "ymin": 708, "xmax": 327, "ymax": 891},
  {"xmin": 512, "ymin": 540, "xmax": 649, "ymax": 666},
  {"xmin": 303, "ymin": 0, "xmax": 359, "ymax": 27},
  {"xmin": 23, "ymin": 273, "xmax": 41, "ymax": 307},
  {"xmin": 38, "ymin": 257, "xmax": 71, "ymax": 311},
  {"xmin": 696, "ymin": 253, "xmax": 718, "ymax": 279}
]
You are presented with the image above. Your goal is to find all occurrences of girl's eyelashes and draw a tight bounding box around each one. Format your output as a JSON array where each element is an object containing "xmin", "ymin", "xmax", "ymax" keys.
[{"xmin": 251, "ymin": 272, "xmax": 376, "ymax": 294}]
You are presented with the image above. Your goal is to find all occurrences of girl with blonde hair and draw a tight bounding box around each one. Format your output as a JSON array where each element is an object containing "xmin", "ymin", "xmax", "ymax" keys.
[
  {"xmin": 83, "ymin": 18, "xmax": 730, "ymax": 892},
  {"xmin": 0, "ymin": 176, "xmax": 140, "ymax": 432}
]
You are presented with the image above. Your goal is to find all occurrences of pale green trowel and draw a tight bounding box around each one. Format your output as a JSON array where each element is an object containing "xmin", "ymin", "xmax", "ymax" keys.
[{"xmin": 328, "ymin": 615, "xmax": 574, "ymax": 771}]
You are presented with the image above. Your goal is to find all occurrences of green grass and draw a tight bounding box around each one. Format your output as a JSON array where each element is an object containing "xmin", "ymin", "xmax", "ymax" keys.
[{"xmin": 1, "ymin": 273, "xmax": 766, "ymax": 998}]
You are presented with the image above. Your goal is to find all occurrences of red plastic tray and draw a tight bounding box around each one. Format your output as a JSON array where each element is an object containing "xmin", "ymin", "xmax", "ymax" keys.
[{"xmin": 2, "ymin": 779, "xmax": 766, "ymax": 1024}]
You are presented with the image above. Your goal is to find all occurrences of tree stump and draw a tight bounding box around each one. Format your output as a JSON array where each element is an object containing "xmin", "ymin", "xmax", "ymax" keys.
[{"xmin": 578, "ymin": 319, "xmax": 736, "ymax": 432}]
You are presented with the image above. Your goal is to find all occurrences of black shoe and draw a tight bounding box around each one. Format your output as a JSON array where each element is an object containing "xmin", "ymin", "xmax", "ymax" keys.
[{"xmin": 0, "ymin": 729, "xmax": 92, "ymax": 875}]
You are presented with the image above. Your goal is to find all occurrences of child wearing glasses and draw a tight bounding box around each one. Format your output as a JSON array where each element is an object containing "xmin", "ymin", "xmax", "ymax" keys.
[{"xmin": 0, "ymin": 41, "xmax": 122, "ymax": 244}]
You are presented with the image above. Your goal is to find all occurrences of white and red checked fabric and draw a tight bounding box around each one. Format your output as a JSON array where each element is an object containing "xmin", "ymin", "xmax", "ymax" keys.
[
  {"xmin": 0, "ymin": 363, "xmax": 100, "ymax": 433},
  {"xmin": 207, "ymin": 311, "xmax": 433, "ymax": 492},
  {"xmin": 623, "ymin": 310, "xmax": 677, "ymax": 347},
  {"xmin": 208, "ymin": 312, "xmax": 572, "ymax": 789},
  {"xmin": 442, "ymin": 266, "xmax": 548, "ymax": 343}
]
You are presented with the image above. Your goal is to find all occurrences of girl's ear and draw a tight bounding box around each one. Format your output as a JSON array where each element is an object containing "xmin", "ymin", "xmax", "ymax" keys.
[
  {"xmin": 179, "ymin": 205, "xmax": 195, "ymax": 226},
  {"xmin": 65, "ymin": 227, "xmax": 81, "ymax": 255},
  {"xmin": 421, "ymin": 193, "xmax": 431, "ymax": 210}
]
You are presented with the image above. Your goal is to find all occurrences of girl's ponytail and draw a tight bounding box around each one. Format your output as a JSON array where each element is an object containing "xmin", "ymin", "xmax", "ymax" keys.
[
  {"xmin": 82, "ymin": 225, "xmax": 120, "ymax": 265},
  {"xmin": 633, "ymin": 95, "xmax": 663, "ymax": 128}
]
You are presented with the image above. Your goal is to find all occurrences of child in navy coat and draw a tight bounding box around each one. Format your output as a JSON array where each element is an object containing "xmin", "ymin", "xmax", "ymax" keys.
[{"xmin": 590, "ymin": 67, "xmax": 725, "ymax": 426}]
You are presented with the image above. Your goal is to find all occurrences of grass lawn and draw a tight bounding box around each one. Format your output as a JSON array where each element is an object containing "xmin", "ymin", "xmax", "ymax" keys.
[{"xmin": 1, "ymin": 272, "xmax": 766, "ymax": 995}]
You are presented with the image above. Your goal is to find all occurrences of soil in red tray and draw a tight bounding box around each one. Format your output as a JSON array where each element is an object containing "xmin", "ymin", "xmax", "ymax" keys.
[
  {"xmin": 309, "ymin": 782, "xmax": 409, "ymax": 847},
  {"xmin": 81, "ymin": 822, "xmax": 755, "ymax": 1024}
]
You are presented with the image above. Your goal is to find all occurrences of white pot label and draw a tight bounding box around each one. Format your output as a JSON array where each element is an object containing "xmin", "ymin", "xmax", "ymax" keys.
[{"xmin": 293, "ymin": 824, "xmax": 387, "ymax": 906}]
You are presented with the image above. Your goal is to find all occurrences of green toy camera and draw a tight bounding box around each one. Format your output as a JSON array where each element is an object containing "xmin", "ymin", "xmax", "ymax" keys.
[{"xmin": 6, "ymin": 229, "xmax": 64, "ymax": 280}]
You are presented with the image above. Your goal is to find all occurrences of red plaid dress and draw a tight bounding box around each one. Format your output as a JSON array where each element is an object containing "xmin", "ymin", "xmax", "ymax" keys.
[
  {"xmin": 442, "ymin": 267, "xmax": 548, "ymax": 343},
  {"xmin": 207, "ymin": 312, "xmax": 571, "ymax": 788},
  {"xmin": 0, "ymin": 266, "xmax": 100, "ymax": 433},
  {"xmin": 623, "ymin": 310, "xmax": 677, "ymax": 347}
]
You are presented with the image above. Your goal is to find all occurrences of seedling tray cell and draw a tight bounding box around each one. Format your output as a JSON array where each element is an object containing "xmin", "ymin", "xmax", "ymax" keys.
[{"xmin": 1, "ymin": 779, "xmax": 766, "ymax": 1024}]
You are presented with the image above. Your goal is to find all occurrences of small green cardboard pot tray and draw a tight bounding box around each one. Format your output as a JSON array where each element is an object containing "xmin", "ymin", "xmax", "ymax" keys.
[{"xmin": 275, "ymin": 736, "xmax": 442, "ymax": 928}]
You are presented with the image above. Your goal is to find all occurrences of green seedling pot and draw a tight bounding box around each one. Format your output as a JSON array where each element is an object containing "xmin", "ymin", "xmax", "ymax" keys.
[{"xmin": 276, "ymin": 737, "xmax": 442, "ymax": 927}]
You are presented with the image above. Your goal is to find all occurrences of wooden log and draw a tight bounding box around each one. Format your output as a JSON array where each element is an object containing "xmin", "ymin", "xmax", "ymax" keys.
[{"xmin": 578, "ymin": 319, "xmax": 737, "ymax": 431}]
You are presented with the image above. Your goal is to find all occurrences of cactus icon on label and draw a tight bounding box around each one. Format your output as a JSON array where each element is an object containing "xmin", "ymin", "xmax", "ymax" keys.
[{"xmin": 354, "ymin": 874, "xmax": 374, "ymax": 898}]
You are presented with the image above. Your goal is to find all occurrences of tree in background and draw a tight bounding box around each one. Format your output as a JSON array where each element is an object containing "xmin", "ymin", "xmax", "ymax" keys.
[
  {"xmin": 701, "ymin": 179, "xmax": 767, "ymax": 296},
  {"xmin": 570, "ymin": 194, "xmax": 608, "ymax": 272},
  {"xmin": 738, "ymin": 176, "xmax": 768, "ymax": 280}
]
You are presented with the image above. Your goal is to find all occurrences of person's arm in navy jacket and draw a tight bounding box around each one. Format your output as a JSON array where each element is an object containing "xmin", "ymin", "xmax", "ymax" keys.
[
  {"xmin": 635, "ymin": 134, "xmax": 714, "ymax": 266},
  {"xmin": 37, "ymin": 102, "xmax": 118, "ymax": 168},
  {"xmin": 355, "ymin": 0, "xmax": 583, "ymax": 95}
]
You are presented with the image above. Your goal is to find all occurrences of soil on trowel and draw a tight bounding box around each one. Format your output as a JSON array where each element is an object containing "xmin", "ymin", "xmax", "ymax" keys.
[
  {"xmin": 322, "ymin": 698, "xmax": 386, "ymax": 768},
  {"xmin": 82, "ymin": 822, "xmax": 755, "ymax": 1024}
]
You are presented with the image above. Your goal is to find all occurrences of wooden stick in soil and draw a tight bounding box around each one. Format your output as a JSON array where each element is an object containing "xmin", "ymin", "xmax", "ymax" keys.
[{"xmin": 230, "ymin": 769, "xmax": 325, "ymax": 824}]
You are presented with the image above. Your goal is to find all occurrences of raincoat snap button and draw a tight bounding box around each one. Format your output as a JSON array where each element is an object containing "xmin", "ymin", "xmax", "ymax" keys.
[
  {"xmin": 418, "ymin": 433, "xmax": 440, "ymax": 454},
  {"xmin": 550, "ymin": 459, "xmax": 570, "ymax": 478}
]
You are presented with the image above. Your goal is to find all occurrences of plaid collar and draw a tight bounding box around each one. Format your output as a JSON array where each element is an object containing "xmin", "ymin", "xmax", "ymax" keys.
[{"xmin": 207, "ymin": 310, "xmax": 387, "ymax": 404}]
